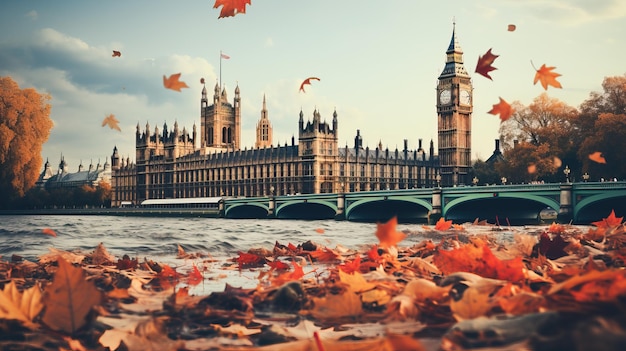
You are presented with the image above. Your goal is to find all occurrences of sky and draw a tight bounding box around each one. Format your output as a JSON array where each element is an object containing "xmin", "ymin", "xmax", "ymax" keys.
[{"xmin": 1, "ymin": 0, "xmax": 625, "ymax": 172}]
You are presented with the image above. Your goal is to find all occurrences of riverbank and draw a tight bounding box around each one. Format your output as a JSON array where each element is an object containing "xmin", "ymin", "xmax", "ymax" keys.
[{"xmin": 0, "ymin": 208, "xmax": 220, "ymax": 218}]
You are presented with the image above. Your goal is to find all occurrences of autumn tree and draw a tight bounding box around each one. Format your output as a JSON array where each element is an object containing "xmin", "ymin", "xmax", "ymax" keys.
[
  {"xmin": 576, "ymin": 74, "xmax": 626, "ymax": 180},
  {"xmin": 498, "ymin": 93, "xmax": 578, "ymax": 182},
  {"xmin": 0, "ymin": 77, "xmax": 53, "ymax": 208}
]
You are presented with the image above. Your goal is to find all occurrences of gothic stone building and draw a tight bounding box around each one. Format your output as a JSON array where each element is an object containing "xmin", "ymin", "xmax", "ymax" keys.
[{"xmin": 111, "ymin": 24, "xmax": 472, "ymax": 206}]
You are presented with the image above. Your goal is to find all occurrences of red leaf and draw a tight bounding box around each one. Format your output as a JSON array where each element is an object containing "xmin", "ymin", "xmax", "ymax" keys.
[
  {"xmin": 187, "ymin": 264, "xmax": 203, "ymax": 286},
  {"xmin": 299, "ymin": 77, "xmax": 320, "ymax": 93},
  {"xmin": 434, "ymin": 217, "xmax": 453, "ymax": 231},
  {"xmin": 213, "ymin": 0, "xmax": 251, "ymax": 18},
  {"xmin": 538, "ymin": 232, "xmax": 568, "ymax": 260},
  {"xmin": 507, "ymin": 24, "xmax": 516, "ymax": 32},
  {"xmin": 375, "ymin": 216, "xmax": 407, "ymax": 248},
  {"xmin": 338, "ymin": 255, "xmax": 361, "ymax": 274},
  {"xmin": 488, "ymin": 97, "xmax": 513, "ymax": 122},
  {"xmin": 591, "ymin": 210, "xmax": 623, "ymax": 229},
  {"xmin": 533, "ymin": 63, "xmax": 562, "ymax": 90},
  {"xmin": 475, "ymin": 48, "xmax": 499, "ymax": 80},
  {"xmin": 42, "ymin": 228, "xmax": 57, "ymax": 237},
  {"xmin": 588, "ymin": 151, "xmax": 607, "ymax": 164},
  {"xmin": 116, "ymin": 255, "xmax": 138, "ymax": 270},
  {"xmin": 267, "ymin": 260, "xmax": 290, "ymax": 270},
  {"xmin": 236, "ymin": 251, "xmax": 266, "ymax": 269},
  {"xmin": 112, "ymin": 50, "xmax": 121, "ymax": 57}
]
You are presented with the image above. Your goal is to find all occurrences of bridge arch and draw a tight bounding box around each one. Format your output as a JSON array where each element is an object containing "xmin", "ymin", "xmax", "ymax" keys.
[
  {"xmin": 574, "ymin": 190, "xmax": 626, "ymax": 223},
  {"xmin": 346, "ymin": 197, "xmax": 432, "ymax": 222},
  {"xmin": 275, "ymin": 200, "xmax": 337, "ymax": 220},
  {"xmin": 444, "ymin": 193, "xmax": 560, "ymax": 224},
  {"xmin": 224, "ymin": 203, "xmax": 269, "ymax": 219}
]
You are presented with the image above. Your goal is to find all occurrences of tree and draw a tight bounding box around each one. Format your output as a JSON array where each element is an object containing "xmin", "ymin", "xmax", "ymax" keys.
[
  {"xmin": 0, "ymin": 77, "xmax": 53, "ymax": 208},
  {"xmin": 576, "ymin": 74, "xmax": 626, "ymax": 180},
  {"xmin": 498, "ymin": 93, "xmax": 578, "ymax": 183}
]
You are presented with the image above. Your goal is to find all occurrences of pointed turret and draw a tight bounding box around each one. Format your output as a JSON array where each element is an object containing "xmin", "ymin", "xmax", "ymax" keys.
[{"xmin": 439, "ymin": 21, "xmax": 469, "ymax": 78}]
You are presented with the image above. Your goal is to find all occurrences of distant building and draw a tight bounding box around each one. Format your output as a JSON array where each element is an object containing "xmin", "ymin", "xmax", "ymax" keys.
[
  {"xmin": 111, "ymin": 24, "xmax": 472, "ymax": 207},
  {"xmin": 36, "ymin": 156, "xmax": 111, "ymax": 189}
]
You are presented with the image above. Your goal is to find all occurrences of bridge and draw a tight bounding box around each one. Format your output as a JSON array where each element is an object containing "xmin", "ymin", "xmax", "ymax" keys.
[{"xmin": 221, "ymin": 181, "xmax": 626, "ymax": 224}]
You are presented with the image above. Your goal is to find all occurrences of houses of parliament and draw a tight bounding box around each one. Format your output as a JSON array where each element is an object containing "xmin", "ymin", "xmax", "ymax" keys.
[{"xmin": 110, "ymin": 25, "xmax": 473, "ymax": 207}]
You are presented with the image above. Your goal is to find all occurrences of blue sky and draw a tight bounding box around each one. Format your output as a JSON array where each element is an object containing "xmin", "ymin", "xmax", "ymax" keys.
[{"xmin": 1, "ymin": 0, "xmax": 625, "ymax": 171}]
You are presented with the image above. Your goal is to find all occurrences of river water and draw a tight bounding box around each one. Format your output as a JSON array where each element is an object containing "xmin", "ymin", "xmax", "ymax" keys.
[{"xmin": 0, "ymin": 215, "xmax": 551, "ymax": 293}]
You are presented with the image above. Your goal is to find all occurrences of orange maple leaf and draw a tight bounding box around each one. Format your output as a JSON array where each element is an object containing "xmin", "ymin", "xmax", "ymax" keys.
[
  {"xmin": 213, "ymin": 0, "xmax": 251, "ymax": 19},
  {"xmin": 112, "ymin": 50, "xmax": 121, "ymax": 57},
  {"xmin": 163, "ymin": 73, "xmax": 189, "ymax": 92},
  {"xmin": 507, "ymin": 24, "xmax": 516, "ymax": 32},
  {"xmin": 375, "ymin": 216, "xmax": 407, "ymax": 248},
  {"xmin": 42, "ymin": 227, "xmax": 57, "ymax": 237},
  {"xmin": 589, "ymin": 151, "xmax": 606, "ymax": 164},
  {"xmin": 102, "ymin": 114, "xmax": 121, "ymax": 132},
  {"xmin": 186, "ymin": 264, "xmax": 203, "ymax": 286},
  {"xmin": 338, "ymin": 255, "xmax": 361, "ymax": 274},
  {"xmin": 591, "ymin": 210, "xmax": 623, "ymax": 229},
  {"xmin": 299, "ymin": 77, "xmax": 320, "ymax": 93},
  {"xmin": 475, "ymin": 48, "xmax": 499, "ymax": 80},
  {"xmin": 488, "ymin": 97, "xmax": 513, "ymax": 122},
  {"xmin": 533, "ymin": 63, "xmax": 562, "ymax": 90},
  {"xmin": 434, "ymin": 217, "xmax": 453, "ymax": 231}
]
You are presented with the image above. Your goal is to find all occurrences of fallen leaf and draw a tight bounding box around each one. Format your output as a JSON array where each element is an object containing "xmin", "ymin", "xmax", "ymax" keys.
[
  {"xmin": 591, "ymin": 209, "xmax": 623, "ymax": 229},
  {"xmin": 299, "ymin": 77, "xmax": 320, "ymax": 93},
  {"xmin": 533, "ymin": 63, "xmax": 562, "ymax": 90},
  {"xmin": 0, "ymin": 281, "xmax": 44, "ymax": 328},
  {"xmin": 589, "ymin": 151, "xmax": 607, "ymax": 164},
  {"xmin": 42, "ymin": 228, "xmax": 57, "ymax": 237},
  {"xmin": 42, "ymin": 257, "xmax": 103, "ymax": 333},
  {"xmin": 308, "ymin": 288, "xmax": 363, "ymax": 320},
  {"xmin": 315, "ymin": 228, "xmax": 325, "ymax": 234},
  {"xmin": 187, "ymin": 263, "xmax": 203, "ymax": 286},
  {"xmin": 434, "ymin": 217, "xmax": 453, "ymax": 231},
  {"xmin": 163, "ymin": 73, "xmax": 189, "ymax": 92},
  {"xmin": 112, "ymin": 50, "xmax": 121, "ymax": 57},
  {"xmin": 102, "ymin": 114, "xmax": 121, "ymax": 132},
  {"xmin": 213, "ymin": 0, "xmax": 251, "ymax": 18},
  {"xmin": 488, "ymin": 97, "xmax": 513, "ymax": 122},
  {"xmin": 375, "ymin": 216, "xmax": 407, "ymax": 248},
  {"xmin": 475, "ymin": 48, "xmax": 499, "ymax": 80},
  {"xmin": 507, "ymin": 24, "xmax": 516, "ymax": 32}
]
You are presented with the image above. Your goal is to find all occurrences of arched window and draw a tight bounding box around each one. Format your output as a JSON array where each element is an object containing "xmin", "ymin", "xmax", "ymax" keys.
[
  {"xmin": 227, "ymin": 127, "xmax": 232, "ymax": 143},
  {"xmin": 208, "ymin": 127, "xmax": 213, "ymax": 144},
  {"xmin": 222, "ymin": 127, "xmax": 227, "ymax": 143}
]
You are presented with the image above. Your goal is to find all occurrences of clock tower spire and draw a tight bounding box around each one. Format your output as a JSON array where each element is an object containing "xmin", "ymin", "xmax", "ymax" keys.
[{"xmin": 436, "ymin": 21, "xmax": 473, "ymax": 187}]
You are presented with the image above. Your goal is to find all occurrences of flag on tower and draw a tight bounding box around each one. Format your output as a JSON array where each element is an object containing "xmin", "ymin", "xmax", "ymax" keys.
[{"xmin": 221, "ymin": 52, "xmax": 230, "ymax": 59}]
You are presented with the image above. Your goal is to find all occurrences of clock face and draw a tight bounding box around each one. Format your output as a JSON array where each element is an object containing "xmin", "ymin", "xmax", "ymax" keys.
[
  {"xmin": 439, "ymin": 89, "xmax": 451, "ymax": 105},
  {"xmin": 460, "ymin": 89, "xmax": 471, "ymax": 105}
]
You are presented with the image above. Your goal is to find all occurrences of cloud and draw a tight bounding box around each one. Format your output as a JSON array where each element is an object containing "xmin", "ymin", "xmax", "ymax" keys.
[
  {"xmin": 507, "ymin": 0, "xmax": 626, "ymax": 25},
  {"xmin": 0, "ymin": 28, "xmax": 218, "ymax": 170}
]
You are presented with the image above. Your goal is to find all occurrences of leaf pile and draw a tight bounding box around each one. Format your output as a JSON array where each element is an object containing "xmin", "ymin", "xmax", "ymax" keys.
[{"xmin": 2, "ymin": 212, "xmax": 626, "ymax": 350}]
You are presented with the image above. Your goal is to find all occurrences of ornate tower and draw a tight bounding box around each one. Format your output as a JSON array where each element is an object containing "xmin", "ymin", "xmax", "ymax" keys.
[
  {"xmin": 255, "ymin": 94, "xmax": 273, "ymax": 148},
  {"xmin": 298, "ymin": 109, "xmax": 339, "ymax": 194},
  {"xmin": 200, "ymin": 81, "xmax": 241, "ymax": 150},
  {"xmin": 437, "ymin": 22, "xmax": 473, "ymax": 186}
]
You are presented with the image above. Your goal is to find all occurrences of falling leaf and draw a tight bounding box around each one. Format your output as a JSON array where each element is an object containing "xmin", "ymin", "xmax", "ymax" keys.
[
  {"xmin": 527, "ymin": 164, "xmax": 537, "ymax": 174},
  {"xmin": 533, "ymin": 63, "xmax": 563, "ymax": 90},
  {"xmin": 42, "ymin": 257, "xmax": 103, "ymax": 333},
  {"xmin": 213, "ymin": 0, "xmax": 251, "ymax": 18},
  {"xmin": 591, "ymin": 209, "xmax": 623, "ymax": 229},
  {"xmin": 475, "ymin": 48, "xmax": 499, "ymax": 80},
  {"xmin": 112, "ymin": 50, "xmax": 121, "ymax": 57},
  {"xmin": 102, "ymin": 114, "xmax": 121, "ymax": 132},
  {"xmin": 553, "ymin": 156, "xmax": 562, "ymax": 168},
  {"xmin": 507, "ymin": 24, "xmax": 516, "ymax": 32},
  {"xmin": 488, "ymin": 97, "xmax": 513, "ymax": 122},
  {"xmin": 589, "ymin": 151, "xmax": 606, "ymax": 164},
  {"xmin": 200, "ymin": 77, "xmax": 205, "ymax": 84},
  {"xmin": 0, "ymin": 281, "xmax": 44, "ymax": 328},
  {"xmin": 42, "ymin": 227, "xmax": 57, "ymax": 237},
  {"xmin": 299, "ymin": 77, "xmax": 320, "ymax": 93},
  {"xmin": 434, "ymin": 217, "xmax": 453, "ymax": 231},
  {"xmin": 375, "ymin": 216, "xmax": 407, "ymax": 248},
  {"xmin": 163, "ymin": 73, "xmax": 189, "ymax": 92}
]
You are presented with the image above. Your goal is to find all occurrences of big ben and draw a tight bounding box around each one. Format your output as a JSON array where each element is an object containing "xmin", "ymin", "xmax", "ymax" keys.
[{"xmin": 437, "ymin": 22, "xmax": 472, "ymax": 187}]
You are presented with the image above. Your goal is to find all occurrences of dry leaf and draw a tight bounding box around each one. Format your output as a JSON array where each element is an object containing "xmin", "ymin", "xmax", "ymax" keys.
[
  {"xmin": 102, "ymin": 114, "xmax": 121, "ymax": 132},
  {"xmin": 163, "ymin": 73, "xmax": 189, "ymax": 92},
  {"xmin": 42, "ymin": 257, "xmax": 103, "ymax": 333},
  {"xmin": 507, "ymin": 24, "xmax": 516, "ymax": 32},
  {"xmin": 375, "ymin": 216, "xmax": 407, "ymax": 248},
  {"xmin": 589, "ymin": 151, "xmax": 606, "ymax": 164},
  {"xmin": 533, "ymin": 63, "xmax": 563, "ymax": 90},
  {"xmin": 475, "ymin": 48, "xmax": 499, "ymax": 80},
  {"xmin": 488, "ymin": 97, "xmax": 513, "ymax": 122},
  {"xmin": 308, "ymin": 288, "xmax": 363, "ymax": 320},
  {"xmin": 527, "ymin": 164, "xmax": 537, "ymax": 174},
  {"xmin": 112, "ymin": 50, "xmax": 121, "ymax": 57},
  {"xmin": 213, "ymin": 0, "xmax": 251, "ymax": 18},
  {"xmin": 434, "ymin": 217, "xmax": 453, "ymax": 231},
  {"xmin": 42, "ymin": 227, "xmax": 57, "ymax": 237},
  {"xmin": 299, "ymin": 77, "xmax": 320, "ymax": 93},
  {"xmin": 91, "ymin": 242, "xmax": 116, "ymax": 266},
  {"xmin": 0, "ymin": 281, "xmax": 44, "ymax": 328}
]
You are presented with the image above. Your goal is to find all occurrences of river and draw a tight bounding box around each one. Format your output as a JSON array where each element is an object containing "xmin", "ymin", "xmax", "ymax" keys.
[{"xmin": 0, "ymin": 215, "xmax": 549, "ymax": 293}]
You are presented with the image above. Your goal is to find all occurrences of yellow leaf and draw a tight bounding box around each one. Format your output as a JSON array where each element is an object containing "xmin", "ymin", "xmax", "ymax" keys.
[
  {"xmin": 0, "ymin": 281, "xmax": 43, "ymax": 328},
  {"xmin": 338, "ymin": 270, "xmax": 376, "ymax": 293},
  {"xmin": 42, "ymin": 257, "xmax": 103, "ymax": 333},
  {"xmin": 308, "ymin": 288, "xmax": 363, "ymax": 320}
]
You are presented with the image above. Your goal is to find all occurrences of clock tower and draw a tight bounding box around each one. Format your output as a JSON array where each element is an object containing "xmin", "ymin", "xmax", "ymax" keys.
[{"xmin": 437, "ymin": 22, "xmax": 472, "ymax": 187}]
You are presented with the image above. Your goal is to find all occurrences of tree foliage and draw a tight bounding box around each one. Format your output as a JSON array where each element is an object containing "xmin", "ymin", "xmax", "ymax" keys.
[{"xmin": 0, "ymin": 77, "xmax": 53, "ymax": 207}]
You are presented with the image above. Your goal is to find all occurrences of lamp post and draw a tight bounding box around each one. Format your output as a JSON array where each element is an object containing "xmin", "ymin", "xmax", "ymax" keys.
[
  {"xmin": 472, "ymin": 176, "xmax": 479, "ymax": 186},
  {"xmin": 563, "ymin": 165, "xmax": 571, "ymax": 183},
  {"xmin": 501, "ymin": 176, "xmax": 507, "ymax": 185},
  {"xmin": 270, "ymin": 185, "xmax": 275, "ymax": 196},
  {"xmin": 340, "ymin": 182, "xmax": 344, "ymax": 193},
  {"xmin": 582, "ymin": 172, "xmax": 590, "ymax": 182},
  {"xmin": 436, "ymin": 173, "xmax": 442, "ymax": 188}
]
